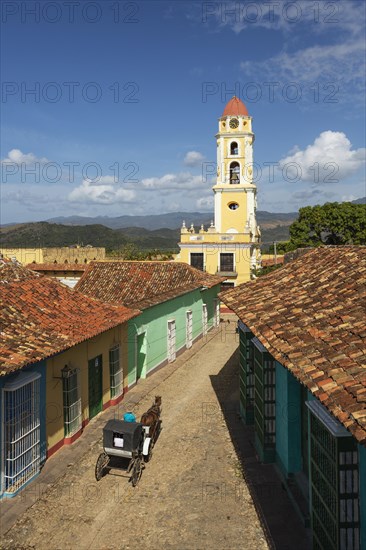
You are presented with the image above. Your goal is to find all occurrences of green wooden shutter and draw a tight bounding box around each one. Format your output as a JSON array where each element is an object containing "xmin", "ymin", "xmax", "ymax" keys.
[
  {"xmin": 253, "ymin": 337, "xmax": 276, "ymax": 463},
  {"xmin": 238, "ymin": 321, "xmax": 255, "ymax": 424},
  {"xmin": 306, "ymin": 400, "xmax": 360, "ymax": 550}
]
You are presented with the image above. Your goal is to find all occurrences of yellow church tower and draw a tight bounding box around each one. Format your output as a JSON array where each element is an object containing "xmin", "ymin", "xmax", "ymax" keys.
[{"xmin": 176, "ymin": 96, "xmax": 261, "ymax": 287}]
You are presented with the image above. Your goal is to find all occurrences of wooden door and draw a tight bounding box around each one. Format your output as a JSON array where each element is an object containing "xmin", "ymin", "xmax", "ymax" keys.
[{"xmin": 88, "ymin": 355, "xmax": 103, "ymax": 419}]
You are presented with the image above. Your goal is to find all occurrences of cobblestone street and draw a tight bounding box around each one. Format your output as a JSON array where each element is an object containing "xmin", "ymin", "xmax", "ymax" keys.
[{"xmin": 1, "ymin": 317, "xmax": 307, "ymax": 550}]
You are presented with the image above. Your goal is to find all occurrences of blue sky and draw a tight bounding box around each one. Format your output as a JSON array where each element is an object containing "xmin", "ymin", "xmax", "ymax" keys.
[{"xmin": 1, "ymin": 0, "xmax": 365, "ymax": 223}]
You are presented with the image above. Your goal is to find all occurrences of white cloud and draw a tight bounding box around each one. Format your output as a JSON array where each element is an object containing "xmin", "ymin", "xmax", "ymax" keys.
[
  {"xmin": 2, "ymin": 189, "xmax": 53, "ymax": 205},
  {"xmin": 279, "ymin": 131, "xmax": 366, "ymax": 183},
  {"xmin": 141, "ymin": 172, "xmax": 207, "ymax": 190},
  {"xmin": 196, "ymin": 196, "xmax": 214, "ymax": 210},
  {"xmin": 203, "ymin": 1, "xmax": 364, "ymax": 36},
  {"xmin": 291, "ymin": 189, "xmax": 336, "ymax": 201},
  {"xmin": 69, "ymin": 179, "xmax": 136, "ymax": 205},
  {"xmin": 241, "ymin": 40, "xmax": 365, "ymax": 83},
  {"xmin": 184, "ymin": 151, "xmax": 205, "ymax": 167},
  {"xmin": 240, "ymin": 40, "xmax": 365, "ymax": 105},
  {"xmin": 1, "ymin": 149, "xmax": 49, "ymax": 165}
]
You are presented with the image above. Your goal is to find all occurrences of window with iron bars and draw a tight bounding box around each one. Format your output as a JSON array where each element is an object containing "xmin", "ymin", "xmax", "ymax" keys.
[
  {"xmin": 220, "ymin": 253, "xmax": 234, "ymax": 272},
  {"xmin": 190, "ymin": 253, "xmax": 204, "ymax": 271},
  {"xmin": 109, "ymin": 345, "xmax": 123, "ymax": 398},
  {"xmin": 1, "ymin": 373, "xmax": 41, "ymax": 496},
  {"xmin": 62, "ymin": 367, "xmax": 82, "ymax": 437},
  {"xmin": 308, "ymin": 405, "xmax": 360, "ymax": 550}
]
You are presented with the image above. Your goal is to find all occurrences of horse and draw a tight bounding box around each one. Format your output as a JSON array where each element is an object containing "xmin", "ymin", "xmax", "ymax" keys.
[{"xmin": 140, "ymin": 396, "xmax": 162, "ymax": 436}]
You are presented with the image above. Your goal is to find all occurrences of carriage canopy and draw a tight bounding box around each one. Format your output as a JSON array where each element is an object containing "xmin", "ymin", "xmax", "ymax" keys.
[{"xmin": 103, "ymin": 419, "xmax": 143, "ymax": 452}]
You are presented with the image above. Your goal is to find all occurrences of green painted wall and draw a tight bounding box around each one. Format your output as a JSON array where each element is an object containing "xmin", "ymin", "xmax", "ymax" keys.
[
  {"xmin": 127, "ymin": 286, "xmax": 220, "ymax": 386},
  {"xmin": 359, "ymin": 443, "xmax": 366, "ymax": 549},
  {"xmin": 275, "ymin": 361, "xmax": 302, "ymax": 477}
]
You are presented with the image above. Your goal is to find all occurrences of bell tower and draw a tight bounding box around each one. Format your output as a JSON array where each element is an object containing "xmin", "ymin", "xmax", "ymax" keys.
[
  {"xmin": 176, "ymin": 96, "xmax": 260, "ymax": 286},
  {"xmin": 214, "ymin": 96, "xmax": 257, "ymax": 235}
]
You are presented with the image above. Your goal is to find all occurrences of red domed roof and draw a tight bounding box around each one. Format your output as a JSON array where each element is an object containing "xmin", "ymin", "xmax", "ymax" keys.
[{"xmin": 222, "ymin": 96, "xmax": 248, "ymax": 117}]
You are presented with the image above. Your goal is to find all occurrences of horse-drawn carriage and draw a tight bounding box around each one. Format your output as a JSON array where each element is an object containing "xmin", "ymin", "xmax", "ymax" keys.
[{"xmin": 95, "ymin": 396, "xmax": 161, "ymax": 487}]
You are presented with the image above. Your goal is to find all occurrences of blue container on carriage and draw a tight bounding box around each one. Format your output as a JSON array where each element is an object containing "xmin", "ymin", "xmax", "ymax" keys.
[{"xmin": 123, "ymin": 412, "xmax": 136, "ymax": 423}]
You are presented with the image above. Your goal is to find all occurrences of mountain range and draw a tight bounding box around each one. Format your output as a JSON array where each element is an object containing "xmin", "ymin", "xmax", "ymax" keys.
[
  {"xmin": 46, "ymin": 210, "xmax": 297, "ymax": 231},
  {"xmin": 1, "ymin": 198, "xmax": 364, "ymax": 252}
]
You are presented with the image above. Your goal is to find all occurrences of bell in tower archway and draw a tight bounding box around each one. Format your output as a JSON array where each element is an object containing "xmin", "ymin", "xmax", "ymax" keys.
[{"xmin": 229, "ymin": 162, "xmax": 240, "ymax": 184}]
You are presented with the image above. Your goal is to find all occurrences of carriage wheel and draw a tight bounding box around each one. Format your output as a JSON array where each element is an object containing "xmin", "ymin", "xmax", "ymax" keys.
[
  {"xmin": 95, "ymin": 452, "xmax": 109, "ymax": 481},
  {"xmin": 130, "ymin": 457, "xmax": 143, "ymax": 487}
]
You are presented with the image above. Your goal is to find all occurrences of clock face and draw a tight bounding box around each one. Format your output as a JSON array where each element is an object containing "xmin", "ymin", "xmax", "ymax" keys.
[{"xmin": 229, "ymin": 118, "xmax": 239, "ymax": 129}]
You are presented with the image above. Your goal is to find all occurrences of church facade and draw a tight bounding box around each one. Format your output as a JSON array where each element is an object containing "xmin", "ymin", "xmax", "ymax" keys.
[{"xmin": 176, "ymin": 96, "xmax": 260, "ymax": 287}]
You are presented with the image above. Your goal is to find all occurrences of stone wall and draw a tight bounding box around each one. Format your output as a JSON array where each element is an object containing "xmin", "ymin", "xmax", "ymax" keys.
[
  {"xmin": 42, "ymin": 247, "xmax": 105, "ymax": 264},
  {"xmin": 0, "ymin": 247, "xmax": 105, "ymax": 264}
]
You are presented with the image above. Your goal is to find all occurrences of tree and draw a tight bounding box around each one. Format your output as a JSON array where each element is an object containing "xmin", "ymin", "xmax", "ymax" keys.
[
  {"xmin": 289, "ymin": 202, "xmax": 366, "ymax": 248},
  {"xmin": 268, "ymin": 241, "xmax": 297, "ymax": 254}
]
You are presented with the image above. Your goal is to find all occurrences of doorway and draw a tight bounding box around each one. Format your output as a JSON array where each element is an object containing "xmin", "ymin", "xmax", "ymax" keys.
[
  {"xmin": 167, "ymin": 320, "xmax": 176, "ymax": 362},
  {"xmin": 88, "ymin": 355, "xmax": 103, "ymax": 419},
  {"xmin": 136, "ymin": 332, "xmax": 147, "ymax": 380},
  {"xmin": 214, "ymin": 299, "xmax": 220, "ymax": 328},
  {"xmin": 186, "ymin": 311, "xmax": 193, "ymax": 349},
  {"xmin": 202, "ymin": 304, "xmax": 208, "ymax": 336}
]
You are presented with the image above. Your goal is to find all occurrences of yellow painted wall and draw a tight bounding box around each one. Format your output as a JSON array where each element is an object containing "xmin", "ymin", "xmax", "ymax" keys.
[
  {"xmin": 176, "ymin": 111, "xmax": 257, "ymax": 286},
  {"xmin": 0, "ymin": 248, "xmax": 43, "ymax": 264},
  {"xmin": 219, "ymin": 192, "xmax": 248, "ymax": 233},
  {"xmin": 45, "ymin": 323, "xmax": 129, "ymax": 453},
  {"xmin": 177, "ymin": 245, "xmax": 253, "ymax": 285},
  {"xmin": 42, "ymin": 247, "xmax": 105, "ymax": 263},
  {"xmin": 219, "ymin": 116, "xmax": 252, "ymax": 134},
  {"xmin": 0, "ymin": 247, "xmax": 105, "ymax": 265}
]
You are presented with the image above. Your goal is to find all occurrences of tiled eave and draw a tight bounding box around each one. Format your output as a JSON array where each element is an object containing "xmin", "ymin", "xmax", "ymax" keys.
[
  {"xmin": 75, "ymin": 261, "xmax": 224, "ymax": 308},
  {"xmin": 27, "ymin": 263, "xmax": 87, "ymax": 272},
  {"xmin": 219, "ymin": 246, "xmax": 366, "ymax": 446},
  {"xmin": 0, "ymin": 274, "xmax": 140, "ymax": 375}
]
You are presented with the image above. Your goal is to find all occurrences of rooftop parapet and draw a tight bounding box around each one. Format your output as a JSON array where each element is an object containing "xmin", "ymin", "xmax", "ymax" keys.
[{"xmin": 180, "ymin": 220, "xmax": 260, "ymax": 244}]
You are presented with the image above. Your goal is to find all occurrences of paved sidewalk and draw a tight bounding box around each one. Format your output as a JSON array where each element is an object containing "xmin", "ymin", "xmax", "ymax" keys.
[{"xmin": 0, "ymin": 325, "xmax": 221, "ymax": 538}]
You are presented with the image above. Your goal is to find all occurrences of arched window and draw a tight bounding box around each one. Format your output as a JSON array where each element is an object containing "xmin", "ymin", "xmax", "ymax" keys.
[
  {"xmin": 230, "ymin": 142, "xmax": 238, "ymax": 155},
  {"xmin": 229, "ymin": 162, "xmax": 240, "ymax": 184}
]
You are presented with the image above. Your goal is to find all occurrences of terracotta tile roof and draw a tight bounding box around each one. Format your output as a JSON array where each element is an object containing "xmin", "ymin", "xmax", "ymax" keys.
[
  {"xmin": 75, "ymin": 261, "xmax": 223, "ymax": 309},
  {"xmin": 219, "ymin": 246, "xmax": 366, "ymax": 445},
  {"xmin": 222, "ymin": 96, "xmax": 249, "ymax": 116},
  {"xmin": 0, "ymin": 259, "xmax": 41, "ymax": 282},
  {"xmin": 0, "ymin": 262, "xmax": 140, "ymax": 375},
  {"xmin": 26, "ymin": 263, "xmax": 87, "ymax": 272},
  {"xmin": 261, "ymin": 256, "xmax": 284, "ymax": 267}
]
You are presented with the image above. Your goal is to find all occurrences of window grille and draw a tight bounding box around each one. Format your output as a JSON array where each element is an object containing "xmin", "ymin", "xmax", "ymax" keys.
[
  {"xmin": 1, "ymin": 372, "xmax": 41, "ymax": 496},
  {"xmin": 306, "ymin": 400, "xmax": 360, "ymax": 550},
  {"xmin": 109, "ymin": 345, "xmax": 123, "ymax": 398},
  {"xmin": 220, "ymin": 253, "xmax": 234, "ymax": 272},
  {"xmin": 190, "ymin": 253, "xmax": 204, "ymax": 271},
  {"xmin": 252, "ymin": 337, "xmax": 276, "ymax": 462},
  {"xmin": 62, "ymin": 367, "xmax": 82, "ymax": 437},
  {"xmin": 238, "ymin": 321, "xmax": 255, "ymax": 424}
]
